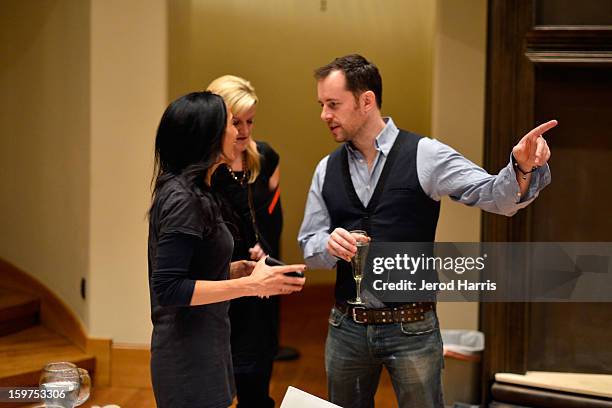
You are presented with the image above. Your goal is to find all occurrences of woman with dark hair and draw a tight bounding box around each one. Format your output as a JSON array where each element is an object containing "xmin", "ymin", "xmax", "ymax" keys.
[{"xmin": 148, "ymin": 91, "xmax": 305, "ymax": 408}]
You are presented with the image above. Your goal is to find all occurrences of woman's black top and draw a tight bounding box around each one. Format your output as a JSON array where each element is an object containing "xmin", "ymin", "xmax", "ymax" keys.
[
  {"xmin": 148, "ymin": 175, "xmax": 234, "ymax": 408},
  {"xmin": 212, "ymin": 141, "xmax": 282, "ymax": 373}
]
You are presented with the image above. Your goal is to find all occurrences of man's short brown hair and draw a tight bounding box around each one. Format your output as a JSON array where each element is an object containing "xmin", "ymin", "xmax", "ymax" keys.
[{"xmin": 314, "ymin": 54, "xmax": 382, "ymax": 109}]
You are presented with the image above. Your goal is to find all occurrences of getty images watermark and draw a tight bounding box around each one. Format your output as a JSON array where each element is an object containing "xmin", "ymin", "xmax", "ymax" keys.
[
  {"xmin": 371, "ymin": 252, "xmax": 492, "ymax": 291},
  {"xmin": 358, "ymin": 242, "xmax": 612, "ymax": 303}
]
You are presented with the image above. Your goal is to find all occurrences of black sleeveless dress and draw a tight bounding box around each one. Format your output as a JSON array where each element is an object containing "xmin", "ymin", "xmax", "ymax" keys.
[{"xmin": 148, "ymin": 176, "xmax": 234, "ymax": 408}]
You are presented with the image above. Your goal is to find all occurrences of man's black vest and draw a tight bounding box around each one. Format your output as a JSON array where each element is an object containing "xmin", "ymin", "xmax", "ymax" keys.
[{"xmin": 321, "ymin": 130, "xmax": 441, "ymax": 303}]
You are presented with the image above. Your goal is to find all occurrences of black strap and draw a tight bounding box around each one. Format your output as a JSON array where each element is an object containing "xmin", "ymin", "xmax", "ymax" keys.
[{"xmin": 247, "ymin": 184, "xmax": 272, "ymax": 254}]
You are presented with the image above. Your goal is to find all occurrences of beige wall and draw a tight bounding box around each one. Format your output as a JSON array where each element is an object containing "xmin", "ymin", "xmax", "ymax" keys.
[
  {"xmin": 88, "ymin": 0, "xmax": 166, "ymax": 342},
  {"xmin": 432, "ymin": 0, "xmax": 487, "ymax": 330},
  {"xmin": 0, "ymin": 0, "xmax": 91, "ymax": 325},
  {"xmin": 169, "ymin": 0, "xmax": 437, "ymax": 284}
]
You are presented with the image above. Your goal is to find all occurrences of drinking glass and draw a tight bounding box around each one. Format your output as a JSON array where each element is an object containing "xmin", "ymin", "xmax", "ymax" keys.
[
  {"xmin": 347, "ymin": 230, "xmax": 369, "ymax": 305},
  {"xmin": 39, "ymin": 362, "xmax": 90, "ymax": 408}
]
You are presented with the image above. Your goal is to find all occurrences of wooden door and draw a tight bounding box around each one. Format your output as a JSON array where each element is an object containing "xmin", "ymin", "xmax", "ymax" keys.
[{"xmin": 481, "ymin": 0, "xmax": 612, "ymax": 402}]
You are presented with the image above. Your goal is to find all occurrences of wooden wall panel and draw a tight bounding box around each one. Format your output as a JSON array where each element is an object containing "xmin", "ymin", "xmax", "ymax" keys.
[{"xmin": 482, "ymin": 0, "xmax": 612, "ymax": 402}]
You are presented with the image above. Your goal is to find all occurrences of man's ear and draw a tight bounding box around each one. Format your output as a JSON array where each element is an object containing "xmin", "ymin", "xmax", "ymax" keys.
[{"xmin": 360, "ymin": 90, "xmax": 377, "ymax": 113}]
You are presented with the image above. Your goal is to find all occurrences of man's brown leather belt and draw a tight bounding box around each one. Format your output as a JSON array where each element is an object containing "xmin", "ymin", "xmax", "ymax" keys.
[{"xmin": 335, "ymin": 302, "xmax": 435, "ymax": 324}]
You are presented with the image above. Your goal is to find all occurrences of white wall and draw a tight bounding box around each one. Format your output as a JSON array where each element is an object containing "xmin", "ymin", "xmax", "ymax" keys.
[{"xmin": 88, "ymin": 0, "xmax": 166, "ymax": 343}]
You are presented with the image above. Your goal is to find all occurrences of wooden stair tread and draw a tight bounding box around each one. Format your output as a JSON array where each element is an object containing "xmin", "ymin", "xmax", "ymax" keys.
[
  {"xmin": 0, "ymin": 288, "xmax": 38, "ymax": 307},
  {"xmin": 0, "ymin": 288, "xmax": 39, "ymax": 317},
  {"xmin": 0, "ymin": 288, "xmax": 40, "ymax": 337},
  {"xmin": 0, "ymin": 326, "xmax": 95, "ymax": 386}
]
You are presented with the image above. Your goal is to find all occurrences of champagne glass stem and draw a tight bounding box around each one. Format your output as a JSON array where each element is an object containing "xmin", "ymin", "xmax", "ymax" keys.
[{"xmin": 355, "ymin": 279, "xmax": 362, "ymax": 303}]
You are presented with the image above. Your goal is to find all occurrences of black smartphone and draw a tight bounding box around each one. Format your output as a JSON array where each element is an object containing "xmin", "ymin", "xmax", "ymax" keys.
[{"xmin": 265, "ymin": 256, "xmax": 304, "ymax": 278}]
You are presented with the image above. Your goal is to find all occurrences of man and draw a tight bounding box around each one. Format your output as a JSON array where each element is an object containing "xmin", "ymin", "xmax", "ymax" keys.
[{"xmin": 298, "ymin": 54, "xmax": 554, "ymax": 408}]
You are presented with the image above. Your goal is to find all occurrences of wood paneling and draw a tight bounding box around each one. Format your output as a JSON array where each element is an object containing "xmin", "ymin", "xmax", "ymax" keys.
[
  {"xmin": 110, "ymin": 344, "xmax": 151, "ymax": 389},
  {"xmin": 86, "ymin": 338, "xmax": 111, "ymax": 387},
  {"xmin": 535, "ymin": 0, "xmax": 612, "ymax": 26},
  {"xmin": 482, "ymin": 0, "xmax": 612, "ymax": 403}
]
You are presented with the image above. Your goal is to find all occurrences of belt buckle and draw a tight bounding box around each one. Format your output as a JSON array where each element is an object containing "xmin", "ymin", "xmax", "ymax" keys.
[{"xmin": 352, "ymin": 306, "xmax": 367, "ymax": 324}]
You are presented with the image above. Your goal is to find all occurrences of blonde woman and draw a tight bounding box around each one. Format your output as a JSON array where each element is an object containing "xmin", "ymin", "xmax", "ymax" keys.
[{"xmin": 208, "ymin": 75, "xmax": 283, "ymax": 408}]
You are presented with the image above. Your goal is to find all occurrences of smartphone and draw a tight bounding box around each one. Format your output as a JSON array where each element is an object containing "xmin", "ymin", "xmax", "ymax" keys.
[{"xmin": 265, "ymin": 256, "xmax": 305, "ymax": 278}]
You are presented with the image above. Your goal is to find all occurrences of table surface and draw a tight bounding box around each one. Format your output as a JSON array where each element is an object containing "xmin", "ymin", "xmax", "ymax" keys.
[{"xmin": 495, "ymin": 371, "xmax": 612, "ymax": 399}]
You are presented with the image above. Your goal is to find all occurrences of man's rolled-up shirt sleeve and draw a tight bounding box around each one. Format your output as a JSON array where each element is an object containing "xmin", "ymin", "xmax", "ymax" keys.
[
  {"xmin": 417, "ymin": 138, "xmax": 551, "ymax": 217},
  {"xmin": 298, "ymin": 157, "xmax": 337, "ymax": 270}
]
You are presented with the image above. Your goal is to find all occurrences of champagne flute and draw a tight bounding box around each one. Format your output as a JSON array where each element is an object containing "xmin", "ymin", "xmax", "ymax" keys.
[{"xmin": 347, "ymin": 230, "xmax": 369, "ymax": 305}]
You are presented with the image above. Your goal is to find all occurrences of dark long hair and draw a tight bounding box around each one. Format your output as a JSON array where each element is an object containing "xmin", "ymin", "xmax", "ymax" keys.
[{"xmin": 149, "ymin": 91, "xmax": 228, "ymax": 227}]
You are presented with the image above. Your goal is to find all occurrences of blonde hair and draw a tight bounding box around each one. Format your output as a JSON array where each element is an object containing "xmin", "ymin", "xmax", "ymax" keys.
[{"xmin": 207, "ymin": 75, "xmax": 261, "ymax": 183}]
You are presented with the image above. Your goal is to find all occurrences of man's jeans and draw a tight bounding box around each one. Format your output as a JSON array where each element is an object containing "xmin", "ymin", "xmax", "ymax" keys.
[{"xmin": 325, "ymin": 306, "xmax": 444, "ymax": 408}]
